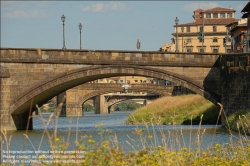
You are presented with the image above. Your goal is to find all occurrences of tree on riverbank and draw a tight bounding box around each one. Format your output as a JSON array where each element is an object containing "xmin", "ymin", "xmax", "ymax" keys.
[{"xmin": 114, "ymin": 101, "xmax": 141, "ymax": 111}]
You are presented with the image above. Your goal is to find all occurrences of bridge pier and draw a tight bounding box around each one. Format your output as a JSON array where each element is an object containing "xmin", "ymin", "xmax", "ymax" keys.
[
  {"xmin": 94, "ymin": 95, "xmax": 108, "ymax": 114},
  {"xmin": 220, "ymin": 55, "xmax": 250, "ymax": 127},
  {"xmin": 143, "ymin": 99, "xmax": 148, "ymax": 106},
  {"xmin": 58, "ymin": 91, "xmax": 83, "ymax": 117},
  {"xmin": 11, "ymin": 114, "xmax": 33, "ymax": 130}
]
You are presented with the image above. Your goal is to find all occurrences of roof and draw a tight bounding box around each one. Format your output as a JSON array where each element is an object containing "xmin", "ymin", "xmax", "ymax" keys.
[
  {"xmin": 178, "ymin": 18, "xmax": 238, "ymax": 26},
  {"xmin": 241, "ymin": 2, "xmax": 250, "ymax": 12},
  {"xmin": 242, "ymin": 12, "xmax": 250, "ymax": 18},
  {"xmin": 229, "ymin": 23, "xmax": 247, "ymax": 32},
  {"xmin": 225, "ymin": 20, "xmax": 238, "ymax": 27},
  {"xmin": 201, "ymin": 7, "xmax": 236, "ymax": 13}
]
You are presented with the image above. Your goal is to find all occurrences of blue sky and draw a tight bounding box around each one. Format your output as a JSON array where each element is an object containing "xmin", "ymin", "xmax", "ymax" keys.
[{"xmin": 1, "ymin": 1, "xmax": 248, "ymax": 51}]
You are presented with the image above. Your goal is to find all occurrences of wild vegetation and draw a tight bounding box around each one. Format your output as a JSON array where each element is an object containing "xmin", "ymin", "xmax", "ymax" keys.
[
  {"xmin": 126, "ymin": 94, "xmax": 221, "ymax": 125},
  {"xmin": 1, "ymin": 95, "xmax": 250, "ymax": 166},
  {"xmin": 82, "ymin": 103, "xmax": 94, "ymax": 112},
  {"xmin": 114, "ymin": 101, "xmax": 141, "ymax": 111}
]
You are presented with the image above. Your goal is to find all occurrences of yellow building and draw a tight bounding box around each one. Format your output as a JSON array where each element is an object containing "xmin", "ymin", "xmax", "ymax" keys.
[{"xmin": 165, "ymin": 7, "xmax": 238, "ymax": 53}]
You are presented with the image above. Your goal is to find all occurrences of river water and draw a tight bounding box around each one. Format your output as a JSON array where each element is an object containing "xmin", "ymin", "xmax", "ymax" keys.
[{"xmin": 2, "ymin": 111, "xmax": 249, "ymax": 164}]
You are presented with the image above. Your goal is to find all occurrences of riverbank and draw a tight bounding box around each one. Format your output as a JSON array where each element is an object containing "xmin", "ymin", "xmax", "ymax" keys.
[{"xmin": 126, "ymin": 94, "xmax": 221, "ymax": 125}]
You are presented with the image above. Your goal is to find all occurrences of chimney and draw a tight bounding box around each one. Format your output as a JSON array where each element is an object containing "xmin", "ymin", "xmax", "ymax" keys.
[{"xmin": 229, "ymin": 6, "xmax": 232, "ymax": 9}]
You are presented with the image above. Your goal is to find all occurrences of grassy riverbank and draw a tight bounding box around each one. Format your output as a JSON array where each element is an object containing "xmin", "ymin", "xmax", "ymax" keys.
[
  {"xmin": 1, "ymin": 95, "xmax": 250, "ymax": 166},
  {"xmin": 126, "ymin": 94, "xmax": 221, "ymax": 125}
]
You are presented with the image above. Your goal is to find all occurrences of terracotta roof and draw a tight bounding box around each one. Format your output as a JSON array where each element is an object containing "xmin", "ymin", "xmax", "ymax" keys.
[
  {"xmin": 225, "ymin": 20, "xmax": 238, "ymax": 27},
  {"xmin": 196, "ymin": 18, "xmax": 238, "ymax": 25},
  {"xmin": 201, "ymin": 7, "xmax": 236, "ymax": 13},
  {"xmin": 241, "ymin": 2, "xmax": 250, "ymax": 12},
  {"xmin": 178, "ymin": 18, "xmax": 238, "ymax": 26}
]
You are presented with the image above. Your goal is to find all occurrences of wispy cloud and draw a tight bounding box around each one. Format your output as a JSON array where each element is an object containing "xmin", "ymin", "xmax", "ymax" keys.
[
  {"xmin": 80, "ymin": 2, "xmax": 128, "ymax": 12},
  {"xmin": 1, "ymin": 1, "xmax": 53, "ymax": 19},
  {"xmin": 3, "ymin": 9, "xmax": 48, "ymax": 19},
  {"xmin": 182, "ymin": 2, "xmax": 219, "ymax": 12}
]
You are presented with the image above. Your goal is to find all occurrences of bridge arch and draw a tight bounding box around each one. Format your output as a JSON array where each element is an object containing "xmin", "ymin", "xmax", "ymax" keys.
[
  {"xmin": 10, "ymin": 65, "xmax": 216, "ymax": 115},
  {"xmin": 78, "ymin": 86, "xmax": 172, "ymax": 108}
]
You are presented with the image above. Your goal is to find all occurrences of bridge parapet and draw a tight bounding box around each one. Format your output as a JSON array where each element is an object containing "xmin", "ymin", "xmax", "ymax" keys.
[
  {"xmin": 0, "ymin": 48, "xmax": 219, "ymax": 67},
  {"xmin": 76, "ymin": 83, "xmax": 173, "ymax": 90}
]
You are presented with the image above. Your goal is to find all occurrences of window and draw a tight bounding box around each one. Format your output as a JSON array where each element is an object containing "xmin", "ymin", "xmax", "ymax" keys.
[
  {"xmin": 213, "ymin": 26, "xmax": 217, "ymax": 32},
  {"xmin": 199, "ymin": 38, "xmax": 204, "ymax": 43},
  {"xmin": 99, "ymin": 79, "xmax": 103, "ymax": 82},
  {"xmin": 186, "ymin": 47, "xmax": 193, "ymax": 52},
  {"xmin": 213, "ymin": 49, "xmax": 218, "ymax": 53},
  {"xmin": 213, "ymin": 13, "xmax": 218, "ymax": 18},
  {"xmin": 186, "ymin": 26, "xmax": 190, "ymax": 32},
  {"xmin": 199, "ymin": 48, "xmax": 204, "ymax": 53},
  {"xmin": 206, "ymin": 13, "xmax": 211, "ymax": 18},
  {"xmin": 227, "ymin": 13, "xmax": 232, "ymax": 18},
  {"xmin": 199, "ymin": 26, "xmax": 203, "ymax": 32},
  {"xmin": 186, "ymin": 38, "xmax": 192, "ymax": 44},
  {"xmin": 213, "ymin": 38, "xmax": 218, "ymax": 42},
  {"xmin": 226, "ymin": 49, "xmax": 231, "ymax": 53},
  {"xmin": 220, "ymin": 13, "xmax": 225, "ymax": 18}
]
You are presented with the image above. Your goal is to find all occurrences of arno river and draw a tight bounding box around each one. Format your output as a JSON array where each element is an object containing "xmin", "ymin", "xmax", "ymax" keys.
[
  {"xmin": 1, "ymin": 111, "xmax": 250, "ymax": 165},
  {"xmin": 3, "ymin": 111, "xmax": 248, "ymax": 153}
]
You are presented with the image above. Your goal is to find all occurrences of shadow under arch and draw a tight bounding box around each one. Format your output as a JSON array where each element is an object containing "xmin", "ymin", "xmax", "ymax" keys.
[{"xmin": 10, "ymin": 65, "xmax": 217, "ymax": 116}]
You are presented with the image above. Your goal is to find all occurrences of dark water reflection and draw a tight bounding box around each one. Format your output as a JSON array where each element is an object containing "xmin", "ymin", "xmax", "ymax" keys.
[{"xmin": 3, "ymin": 111, "xmax": 249, "ymax": 152}]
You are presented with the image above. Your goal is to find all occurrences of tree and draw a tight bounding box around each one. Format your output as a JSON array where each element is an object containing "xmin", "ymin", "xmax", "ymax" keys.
[{"xmin": 114, "ymin": 101, "xmax": 141, "ymax": 111}]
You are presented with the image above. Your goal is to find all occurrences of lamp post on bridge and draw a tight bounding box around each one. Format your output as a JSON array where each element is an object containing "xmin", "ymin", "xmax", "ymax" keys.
[
  {"xmin": 175, "ymin": 17, "xmax": 179, "ymax": 52},
  {"xmin": 61, "ymin": 15, "xmax": 66, "ymax": 49},
  {"xmin": 78, "ymin": 23, "xmax": 82, "ymax": 50},
  {"xmin": 181, "ymin": 27, "xmax": 184, "ymax": 52}
]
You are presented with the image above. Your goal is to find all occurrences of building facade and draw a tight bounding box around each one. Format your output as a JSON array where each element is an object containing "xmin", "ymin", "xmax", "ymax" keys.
[
  {"xmin": 163, "ymin": 7, "xmax": 238, "ymax": 53},
  {"xmin": 226, "ymin": 19, "xmax": 247, "ymax": 53}
]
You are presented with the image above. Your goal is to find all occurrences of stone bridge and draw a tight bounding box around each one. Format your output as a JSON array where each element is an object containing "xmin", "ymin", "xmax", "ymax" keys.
[
  {"xmin": 0, "ymin": 47, "xmax": 249, "ymax": 130},
  {"xmin": 62, "ymin": 83, "xmax": 174, "ymax": 116}
]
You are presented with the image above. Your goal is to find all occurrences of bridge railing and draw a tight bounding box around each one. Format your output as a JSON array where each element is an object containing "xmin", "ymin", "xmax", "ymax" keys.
[{"xmin": 0, "ymin": 47, "xmax": 220, "ymax": 67}]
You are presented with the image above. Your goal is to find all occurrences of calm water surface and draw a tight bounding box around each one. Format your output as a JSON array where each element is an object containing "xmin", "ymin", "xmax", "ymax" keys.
[{"xmin": 3, "ymin": 111, "xmax": 249, "ymax": 152}]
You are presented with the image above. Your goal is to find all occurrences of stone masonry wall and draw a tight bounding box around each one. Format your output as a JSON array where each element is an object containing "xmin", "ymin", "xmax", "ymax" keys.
[{"xmin": 220, "ymin": 54, "xmax": 250, "ymax": 126}]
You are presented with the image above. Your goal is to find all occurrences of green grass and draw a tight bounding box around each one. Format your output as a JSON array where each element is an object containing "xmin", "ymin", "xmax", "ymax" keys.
[{"xmin": 126, "ymin": 94, "xmax": 221, "ymax": 125}]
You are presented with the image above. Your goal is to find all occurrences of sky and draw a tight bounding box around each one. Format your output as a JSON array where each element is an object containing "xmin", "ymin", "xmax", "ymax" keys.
[{"xmin": 1, "ymin": 1, "xmax": 248, "ymax": 51}]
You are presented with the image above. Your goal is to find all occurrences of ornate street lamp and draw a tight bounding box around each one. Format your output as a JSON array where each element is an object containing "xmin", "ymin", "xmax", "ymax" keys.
[
  {"xmin": 181, "ymin": 27, "xmax": 184, "ymax": 52},
  {"xmin": 78, "ymin": 23, "xmax": 82, "ymax": 50},
  {"xmin": 175, "ymin": 17, "xmax": 179, "ymax": 52},
  {"xmin": 61, "ymin": 15, "xmax": 66, "ymax": 49}
]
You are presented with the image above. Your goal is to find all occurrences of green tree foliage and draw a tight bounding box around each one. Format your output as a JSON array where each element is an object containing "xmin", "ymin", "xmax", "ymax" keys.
[
  {"xmin": 114, "ymin": 101, "xmax": 141, "ymax": 111},
  {"xmin": 83, "ymin": 104, "xmax": 94, "ymax": 112}
]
